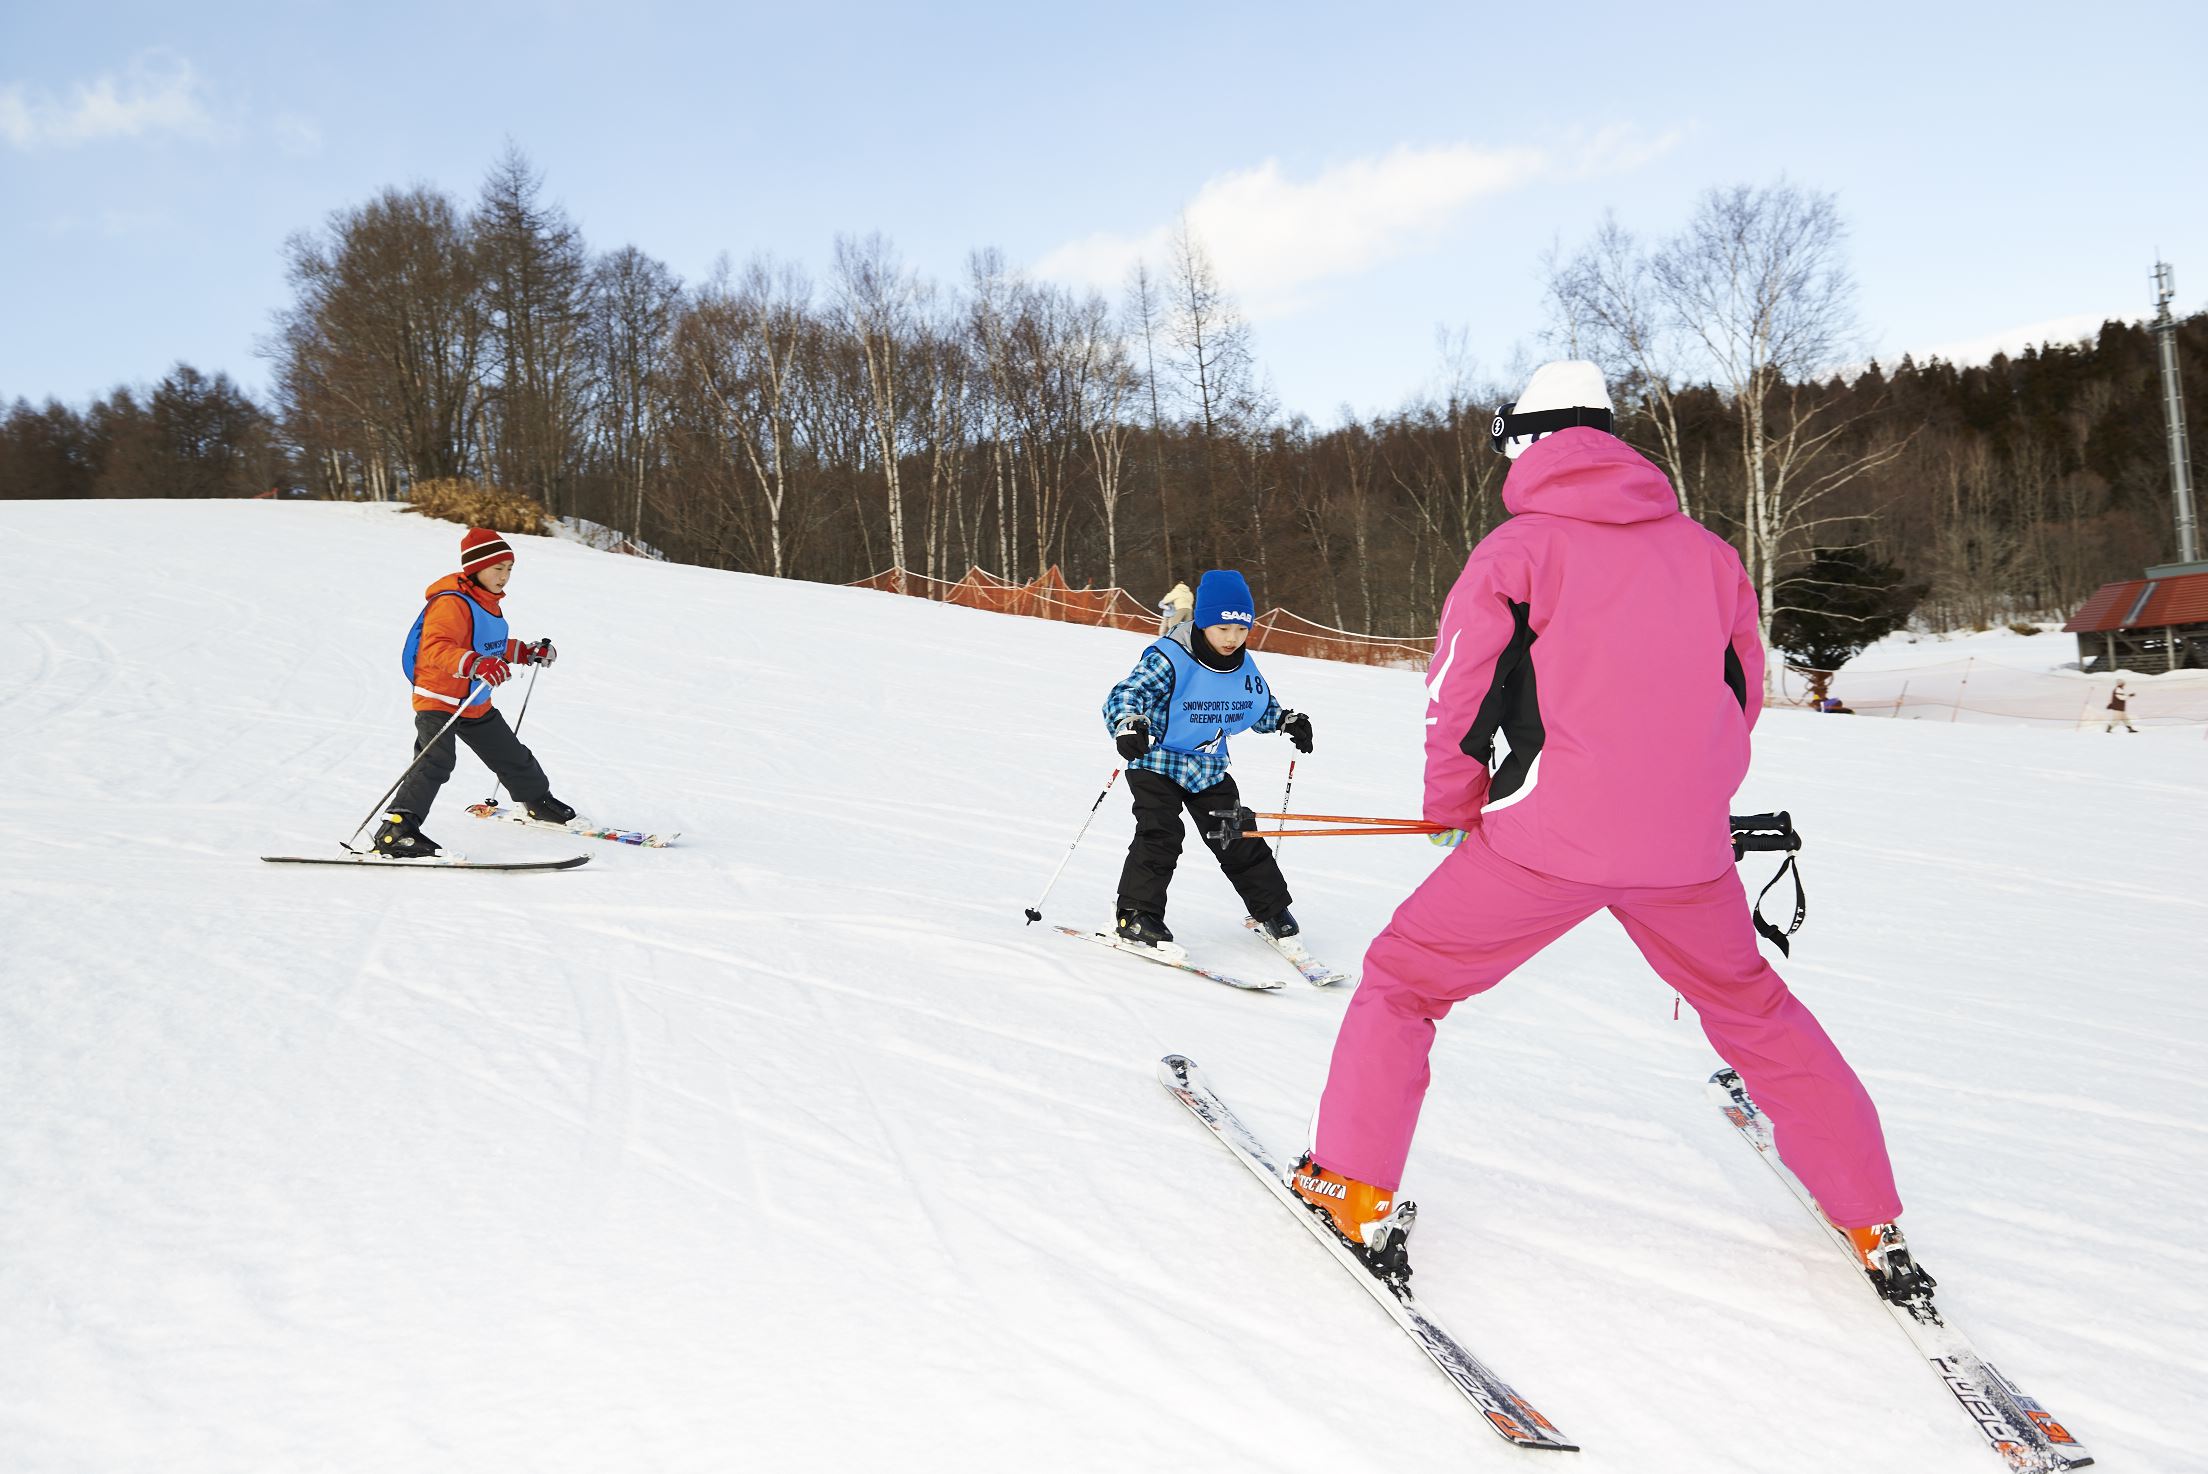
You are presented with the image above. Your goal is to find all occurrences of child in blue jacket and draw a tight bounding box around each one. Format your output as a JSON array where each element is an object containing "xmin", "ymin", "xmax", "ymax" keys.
[{"xmin": 1102, "ymin": 569, "xmax": 1314, "ymax": 945}]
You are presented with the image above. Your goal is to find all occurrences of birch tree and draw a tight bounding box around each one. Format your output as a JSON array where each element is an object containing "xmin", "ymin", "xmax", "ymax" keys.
[
  {"xmin": 1650, "ymin": 184, "xmax": 1895, "ymax": 686},
  {"xmin": 833, "ymin": 233, "xmax": 918, "ymax": 581}
]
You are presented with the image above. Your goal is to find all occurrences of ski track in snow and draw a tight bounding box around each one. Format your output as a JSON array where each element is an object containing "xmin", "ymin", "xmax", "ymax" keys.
[{"xmin": 1, "ymin": 499, "xmax": 2203, "ymax": 1473}]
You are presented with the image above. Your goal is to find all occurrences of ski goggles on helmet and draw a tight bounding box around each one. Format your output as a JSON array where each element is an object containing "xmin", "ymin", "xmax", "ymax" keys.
[{"xmin": 1489, "ymin": 402, "xmax": 1615, "ymax": 454}]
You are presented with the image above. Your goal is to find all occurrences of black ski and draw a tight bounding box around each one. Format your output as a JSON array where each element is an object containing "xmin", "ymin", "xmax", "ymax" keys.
[{"xmin": 262, "ymin": 852, "xmax": 590, "ymax": 871}]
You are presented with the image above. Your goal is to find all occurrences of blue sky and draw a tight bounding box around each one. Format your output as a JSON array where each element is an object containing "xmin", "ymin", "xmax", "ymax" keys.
[{"xmin": 3, "ymin": 0, "xmax": 2201, "ymax": 420}]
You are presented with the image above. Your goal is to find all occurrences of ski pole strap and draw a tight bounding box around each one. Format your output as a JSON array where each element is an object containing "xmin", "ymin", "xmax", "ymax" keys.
[{"xmin": 1728, "ymin": 812, "xmax": 1806, "ymax": 956}]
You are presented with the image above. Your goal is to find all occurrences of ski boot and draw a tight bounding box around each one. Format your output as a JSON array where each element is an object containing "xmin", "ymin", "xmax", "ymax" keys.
[
  {"xmin": 1115, "ymin": 910, "xmax": 1174, "ymax": 947},
  {"xmin": 1844, "ymin": 1221, "xmax": 1937, "ymax": 1304},
  {"xmin": 1251, "ymin": 908, "xmax": 1300, "ymax": 941},
  {"xmin": 526, "ymin": 794, "xmax": 577, "ymax": 825},
  {"xmin": 1289, "ymin": 1153, "xmax": 1415, "ymax": 1282},
  {"xmin": 372, "ymin": 810, "xmax": 442, "ymax": 858}
]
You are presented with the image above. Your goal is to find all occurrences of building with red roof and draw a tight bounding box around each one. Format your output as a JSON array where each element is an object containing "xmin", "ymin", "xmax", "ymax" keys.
[{"xmin": 2064, "ymin": 560, "xmax": 2208, "ymax": 670}]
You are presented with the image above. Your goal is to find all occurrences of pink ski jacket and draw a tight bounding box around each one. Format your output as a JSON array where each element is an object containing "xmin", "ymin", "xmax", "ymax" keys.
[{"xmin": 1422, "ymin": 428, "xmax": 1764, "ymax": 887}]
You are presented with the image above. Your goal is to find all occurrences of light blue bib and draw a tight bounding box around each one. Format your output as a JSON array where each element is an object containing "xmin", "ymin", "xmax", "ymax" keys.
[{"xmin": 1152, "ymin": 636, "xmax": 1268, "ymax": 756}]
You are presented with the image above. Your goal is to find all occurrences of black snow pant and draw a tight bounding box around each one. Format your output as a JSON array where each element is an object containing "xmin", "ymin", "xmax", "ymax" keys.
[
  {"xmin": 1115, "ymin": 769, "xmax": 1292, "ymax": 924},
  {"xmin": 390, "ymin": 708, "xmax": 551, "ymax": 821}
]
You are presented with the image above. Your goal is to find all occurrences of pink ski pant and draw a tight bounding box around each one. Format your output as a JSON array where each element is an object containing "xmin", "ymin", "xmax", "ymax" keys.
[{"xmin": 1313, "ymin": 831, "xmax": 1902, "ymax": 1228}]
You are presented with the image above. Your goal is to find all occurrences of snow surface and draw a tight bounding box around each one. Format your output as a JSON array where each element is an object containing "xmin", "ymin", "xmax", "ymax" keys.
[{"xmin": 2, "ymin": 499, "xmax": 2203, "ymax": 1473}]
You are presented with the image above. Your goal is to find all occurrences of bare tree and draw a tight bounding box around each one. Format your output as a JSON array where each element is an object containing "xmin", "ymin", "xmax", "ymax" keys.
[
  {"xmin": 833, "ymin": 233, "xmax": 919, "ymax": 582},
  {"xmin": 1649, "ymin": 183, "xmax": 1898, "ymax": 684},
  {"xmin": 1079, "ymin": 299, "xmax": 1141, "ymax": 589},
  {"xmin": 1125, "ymin": 261, "xmax": 1174, "ymax": 575},
  {"xmin": 268, "ymin": 184, "xmax": 488, "ymax": 491},
  {"xmin": 671, "ymin": 257, "xmax": 814, "ymax": 578},
  {"xmin": 475, "ymin": 146, "xmax": 593, "ymax": 515},
  {"xmin": 1163, "ymin": 220, "xmax": 1256, "ymax": 568},
  {"xmin": 1547, "ymin": 213, "xmax": 1699, "ymax": 518},
  {"xmin": 587, "ymin": 245, "xmax": 681, "ymax": 543}
]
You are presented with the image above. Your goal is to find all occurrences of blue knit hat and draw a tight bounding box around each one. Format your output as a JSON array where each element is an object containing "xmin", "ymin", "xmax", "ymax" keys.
[{"xmin": 1193, "ymin": 569, "xmax": 1255, "ymax": 629}]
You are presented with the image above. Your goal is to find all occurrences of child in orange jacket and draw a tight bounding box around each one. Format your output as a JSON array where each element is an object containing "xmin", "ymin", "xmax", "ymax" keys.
[{"xmin": 380, "ymin": 527, "xmax": 570, "ymax": 856}]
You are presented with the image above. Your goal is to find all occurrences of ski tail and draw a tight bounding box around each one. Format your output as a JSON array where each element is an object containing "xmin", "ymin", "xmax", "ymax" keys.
[{"xmin": 1708, "ymin": 1068, "xmax": 2091, "ymax": 1471}]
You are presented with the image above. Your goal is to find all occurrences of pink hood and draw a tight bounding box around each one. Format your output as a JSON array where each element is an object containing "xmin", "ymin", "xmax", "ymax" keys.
[
  {"xmin": 1502, "ymin": 428, "xmax": 1682, "ymax": 524},
  {"xmin": 1420, "ymin": 429, "xmax": 1765, "ymax": 887}
]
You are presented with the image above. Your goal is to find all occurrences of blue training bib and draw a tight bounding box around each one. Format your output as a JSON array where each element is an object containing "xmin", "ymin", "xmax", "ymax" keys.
[
  {"xmin": 401, "ymin": 589, "xmax": 508, "ymax": 694},
  {"xmin": 1151, "ymin": 636, "xmax": 1268, "ymax": 755}
]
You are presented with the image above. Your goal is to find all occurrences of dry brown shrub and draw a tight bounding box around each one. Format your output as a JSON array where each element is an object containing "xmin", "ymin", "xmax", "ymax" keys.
[{"xmin": 404, "ymin": 478, "xmax": 550, "ymax": 535}]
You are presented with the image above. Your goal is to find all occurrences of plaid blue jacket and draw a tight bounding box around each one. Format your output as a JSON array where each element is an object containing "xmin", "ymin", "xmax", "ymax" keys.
[{"xmin": 1102, "ymin": 629, "xmax": 1284, "ymax": 793}]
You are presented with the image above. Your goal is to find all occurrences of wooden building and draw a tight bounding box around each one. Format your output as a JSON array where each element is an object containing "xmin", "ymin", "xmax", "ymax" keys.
[{"xmin": 2064, "ymin": 560, "xmax": 2208, "ymax": 671}]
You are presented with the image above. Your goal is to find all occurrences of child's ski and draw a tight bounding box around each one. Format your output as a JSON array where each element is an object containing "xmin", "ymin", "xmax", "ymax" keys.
[
  {"xmin": 465, "ymin": 802, "xmax": 676, "ymax": 848},
  {"xmin": 262, "ymin": 851, "xmax": 590, "ymax": 872},
  {"xmin": 1051, "ymin": 926, "xmax": 1281, "ymax": 992},
  {"xmin": 1708, "ymin": 1067, "xmax": 2091, "ymax": 1471},
  {"xmin": 1243, "ymin": 917, "xmax": 1350, "ymax": 986},
  {"xmin": 1158, "ymin": 1054, "xmax": 1577, "ymax": 1451}
]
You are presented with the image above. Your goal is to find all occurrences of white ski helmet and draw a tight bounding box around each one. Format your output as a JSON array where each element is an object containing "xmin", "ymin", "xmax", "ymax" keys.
[{"xmin": 1491, "ymin": 360, "xmax": 1615, "ymax": 460}]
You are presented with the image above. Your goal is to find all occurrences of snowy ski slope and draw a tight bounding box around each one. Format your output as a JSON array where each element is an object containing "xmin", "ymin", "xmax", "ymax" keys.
[{"xmin": 1, "ymin": 500, "xmax": 2202, "ymax": 1473}]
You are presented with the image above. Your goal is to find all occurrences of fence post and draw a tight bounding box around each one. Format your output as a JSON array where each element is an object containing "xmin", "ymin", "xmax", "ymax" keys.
[{"xmin": 1950, "ymin": 657, "xmax": 1972, "ymax": 723}]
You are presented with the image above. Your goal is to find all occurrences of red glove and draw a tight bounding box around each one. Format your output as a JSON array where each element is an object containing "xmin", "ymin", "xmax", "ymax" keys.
[
  {"xmin": 503, "ymin": 637, "xmax": 557, "ymax": 667},
  {"xmin": 461, "ymin": 651, "xmax": 512, "ymax": 688}
]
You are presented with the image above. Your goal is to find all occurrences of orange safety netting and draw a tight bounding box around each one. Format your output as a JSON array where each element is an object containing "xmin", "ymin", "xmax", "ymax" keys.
[{"xmin": 849, "ymin": 566, "xmax": 1436, "ymax": 667}]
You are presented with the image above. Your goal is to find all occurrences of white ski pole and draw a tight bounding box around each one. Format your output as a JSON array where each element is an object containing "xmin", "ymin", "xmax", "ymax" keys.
[
  {"xmin": 343, "ymin": 679, "xmax": 488, "ymax": 851},
  {"xmin": 484, "ymin": 662, "xmax": 542, "ymax": 806},
  {"xmin": 1023, "ymin": 768, "xmax": 1121, "ymax": 924}
]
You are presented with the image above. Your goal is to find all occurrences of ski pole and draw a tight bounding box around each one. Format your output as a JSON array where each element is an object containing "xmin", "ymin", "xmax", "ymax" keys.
[
  {"xmin": 1251, "ymin": 810, "xmax": 1436, "ymax": 826},
  {"xmin": 343, "ymin": 679, "xmax": 488, "ymax": 851},
  {"xmin": 1273, "ymin": 758, "xmax": 1297, "ymax": 864},
  {"xmin": 1245, "ymin": 824, "xmax": 1450, "ymax": 838},
  {"xmin": 1023, "ymin": 767, "xmax": 1121, "ymax": 924},
  {"xmin": 484, "ymin": 662, "xmax": 542, "ymax": 806}
]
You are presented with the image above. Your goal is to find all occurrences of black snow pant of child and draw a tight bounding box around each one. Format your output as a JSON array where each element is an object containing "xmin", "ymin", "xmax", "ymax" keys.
[
  {"xmin": 390, "ymin": 709, "xmax": 551, "ymax": 820},
  {"xmin": 1116, "ymin": 769, "xmax": 1292, "ymax": 924}
]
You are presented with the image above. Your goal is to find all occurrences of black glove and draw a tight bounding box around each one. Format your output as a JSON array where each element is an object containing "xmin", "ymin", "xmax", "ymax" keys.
[
  {"xmin": 1279, "ymin": 710, "xmax": 1313, "ymax": 754},
  {"xmin": 1204, "ymin": 805, "xmax": 1256, "ymax": 852},
  {"xmin": 1114, "ymin": 716, "xmax": 1151, "ymax": 762}
]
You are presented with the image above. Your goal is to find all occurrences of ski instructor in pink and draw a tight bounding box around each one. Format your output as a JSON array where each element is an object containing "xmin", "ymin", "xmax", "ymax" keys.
[{"xmin": 1291, "ymin": 361, "xmax": 1916, "ymax": 1295}]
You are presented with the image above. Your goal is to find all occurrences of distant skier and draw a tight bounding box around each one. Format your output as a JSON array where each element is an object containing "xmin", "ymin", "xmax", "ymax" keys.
[
  {"xmin": 1290, "ymin": 362, "xmax": 1925, "ymax": 1301},
  {"xmin": 1103, "ymin": 568, "xmax": 1313, "ymax": 946},
  {"xmin": 2103, "ymin": 680, "xmax": 2136, "ymax": 733},
  {"xmin": 378, "ymin": 527, "xmax": 572, "ymax": 857}
]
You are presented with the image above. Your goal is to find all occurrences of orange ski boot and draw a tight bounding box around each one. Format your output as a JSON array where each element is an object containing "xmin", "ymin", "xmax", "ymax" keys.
[
  {"xmin": 1289, "ymin": 1154, "xmax": 1415, "ymax": 1279},
  {"xmin": 1843, "ymin": 1221, "xmax": 1937, "ymax": 1303}
]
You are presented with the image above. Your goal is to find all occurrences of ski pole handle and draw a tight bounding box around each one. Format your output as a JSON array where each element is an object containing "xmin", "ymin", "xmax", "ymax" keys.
[{"xmin": 1023, "ymin": 768, "xmax": 1120, "ymax": 924}]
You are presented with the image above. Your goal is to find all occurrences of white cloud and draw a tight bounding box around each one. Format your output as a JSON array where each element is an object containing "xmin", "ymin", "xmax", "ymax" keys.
[
  {"xmin": 273, "ymin": 111, "xmax": 323, "ymax": 158},
  {"xmin": 1915, "ymin": 311, "xmax": 2126, "ymax": 367},
  {"xmin": 1036, "ymin": 131, "xmax": 1678, "ymax": 319},
  {"xmin": 0, "ymin": 53, "xmax": 218, "ymax": 152}
]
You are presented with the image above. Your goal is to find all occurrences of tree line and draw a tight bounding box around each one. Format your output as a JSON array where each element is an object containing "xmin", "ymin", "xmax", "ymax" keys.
[{"xmin": 3, "ymin": 151, "xmax": 2200, "ymax": 642}]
